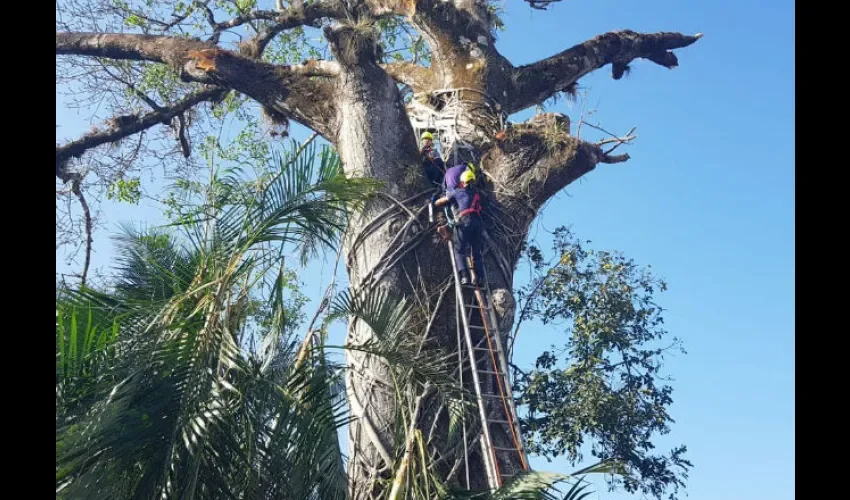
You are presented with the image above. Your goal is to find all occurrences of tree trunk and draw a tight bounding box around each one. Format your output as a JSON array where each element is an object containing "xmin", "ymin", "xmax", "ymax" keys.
[{"xmin": 331, "ymin": 48, "xmax": 528, "ymax": 500}]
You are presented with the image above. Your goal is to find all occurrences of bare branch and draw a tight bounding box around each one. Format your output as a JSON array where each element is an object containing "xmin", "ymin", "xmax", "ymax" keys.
[
  {"xmin": 195, "ymin": 1, "xmax": 218, "ymax": 30},
  {"xmin": 98, "ymin": 64, "xmax": 163, "ymax": 111},
  {"xmin": 584, "ymin": 122, "xmax": 633, "ymax": 140},
  {"xmin": 595, "ymin": 126, "xmax": 637, "ymax": 150},
  {"xmin": 597, "ymin": 134, "xmax": 636, "ymax": 147},
  {"xmin": 56, "ymin": 86, "xmax": 228, "ymax": 181},
  {"xmin": 176, "ymin": 113, "xmax": 191, "ymax": 157},
  {"xmin": 115, "ymin": 1, "xmax": 215, "ymax": 32},
  {"xmin": 217, "ymin": 2, "xmax": 343, "ymax": 32},
  {"xmin": 222, "ymin": 0, "xmax": 347, "ymax": 56},
  {"xmin": 508, "ymin": 30, "xmax": 702, "ymax": 113},
  {"xmin": 70, "ymin": 179, "xmax": 93, "ymax": 287}
]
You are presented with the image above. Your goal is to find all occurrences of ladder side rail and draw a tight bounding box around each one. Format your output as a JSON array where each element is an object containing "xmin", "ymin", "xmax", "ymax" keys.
[
  {"xmin": 480, "ymin": 259, "xmax": 531, "ymax": 469},
  {"xmin": 447, "ymin": 239, "xmax": 501, "ymax": 490}
]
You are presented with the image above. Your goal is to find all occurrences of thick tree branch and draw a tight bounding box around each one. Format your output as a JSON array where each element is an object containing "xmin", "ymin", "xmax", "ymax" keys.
[
  {"xmin": 100, "ymin": 63, "xmax": 196, "ymax": 156},
  {"xmin": 487, "ymin": 113, "xmax": 629, "ymax": 213},
  {"xmin": 56, "ymin": 87, "xmax": 227, "ymax": 180},
  {"xmin": 57, "ymin": 32, "xmax": 340, "ymax": 138},
  {"xmin": 407, "ymin": 0, "xmax": 493, "ymax": 86},
  {"xmin": 56, "ymin": 32, "xmax": 209, "ymax": 65},
  {"xmin": 507, "ymin": 30, "xmax": 702, "ymax": 114},
  {"xmin": 286, "ymin": 59, "xmax": 341, "ymax": 76},
  {"xmin": 382, "ymin": 61, "xmax": 434, "ymax": 89}
]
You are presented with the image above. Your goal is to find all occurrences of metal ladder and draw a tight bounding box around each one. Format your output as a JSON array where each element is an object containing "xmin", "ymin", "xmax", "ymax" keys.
[{"xmin": 447, "ymin": 237, "xmax": 529, "ymax": 490}]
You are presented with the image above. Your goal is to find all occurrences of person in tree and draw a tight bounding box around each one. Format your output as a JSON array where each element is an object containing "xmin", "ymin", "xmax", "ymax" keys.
[
  {"xmin": 432, "ymin": 169, "xmax": 484, "ymax": 285},
  {"xmin": 442, "ymin": 161, "xmax": 478, "ymax": 195},
  {"xmin": 420, "ymin": 131, "xmax": 445, "ymax": 186}
]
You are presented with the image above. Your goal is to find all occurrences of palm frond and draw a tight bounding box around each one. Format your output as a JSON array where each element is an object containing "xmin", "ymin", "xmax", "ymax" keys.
[
  {"xmin": 208, "ymin": 142, "xmax": 381, "ymax": 266},
  {"xmin": 328, "ymin": 288, "xmax": 411, "ymax": 346}
]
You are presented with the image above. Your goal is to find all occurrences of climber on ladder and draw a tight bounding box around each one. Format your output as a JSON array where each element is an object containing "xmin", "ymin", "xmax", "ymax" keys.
[
  {"xmin": 432, "ymin": 169, "xmax": 484, "ymax": 286},
  {"xmin": 420, "ymin": 131, "xmax": 445, "ymax": 187},
  {"xmin": 442, "ymin": 160, "xmax": 478, "ymax": 195}
]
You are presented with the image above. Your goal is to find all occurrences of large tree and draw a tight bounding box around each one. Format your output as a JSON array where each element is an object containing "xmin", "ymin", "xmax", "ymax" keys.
[{"xmin": 56, "ymin": 1, "xmax": 700, "ymax": 498}]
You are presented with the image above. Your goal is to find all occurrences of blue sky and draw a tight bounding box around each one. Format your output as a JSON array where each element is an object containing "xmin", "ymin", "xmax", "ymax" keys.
[{"xmin": 56, "ymin": 1, "xmax": 794, "ymax": 499}]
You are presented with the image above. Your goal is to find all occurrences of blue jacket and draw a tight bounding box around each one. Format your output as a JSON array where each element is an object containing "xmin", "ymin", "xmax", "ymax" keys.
[{"xmin": 447, "ymin": 186, "xmax": 481, "ymax": 218}]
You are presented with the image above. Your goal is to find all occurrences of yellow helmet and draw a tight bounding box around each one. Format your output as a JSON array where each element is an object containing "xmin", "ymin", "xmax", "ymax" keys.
[
  {"xmin": 460, "ymin": 169, "xmax": 476, "ymax": 184},
  {"xmin": 421, "ymin": 131, "xmax": 434, "ymax": 140}
]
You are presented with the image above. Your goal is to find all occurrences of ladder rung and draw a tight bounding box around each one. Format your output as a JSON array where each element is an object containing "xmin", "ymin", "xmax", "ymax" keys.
[
  {"xmin": 477, "ymin": 370, "xmax": 505, "ymax": 376},
  {"xmin": 473, "ymin": 352, "xmax": 504, "ymax": 362},
  {"xmin": 473, "ymin": 344, "xmax": 504, "ymax": 354},
  {"xmin": 488, "ymin": 419, "xmax": 512, "ymax": 425},
  {"xmin": 474, "ymin": 358, "xmax": 502, "ymax": 368},
  {"xmin": 493, "ymin": 446, "xmax": 519, "ymax": 451},
  {"xmin": 468, "ymin": 324, "xmax": 486, "ymax": 330}
]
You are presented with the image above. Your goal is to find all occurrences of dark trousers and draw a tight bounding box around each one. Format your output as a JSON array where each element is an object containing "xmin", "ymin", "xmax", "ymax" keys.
[
  {"xmin": 453, "ymin": 214, "xmax": 483, "ymax": 278},
  {"xmin": 422, "ymin": 157, "xmax": 445, "ymax": 186}
]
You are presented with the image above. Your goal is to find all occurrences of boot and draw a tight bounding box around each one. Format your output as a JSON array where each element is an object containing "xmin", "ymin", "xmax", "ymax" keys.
[
  {"xmin": 472, "ymin": 269, "xmax": 486, "ymax": 286},
  {"xmin": 472, "ymin": 268, "xmax": 485, "ymax": 286}
]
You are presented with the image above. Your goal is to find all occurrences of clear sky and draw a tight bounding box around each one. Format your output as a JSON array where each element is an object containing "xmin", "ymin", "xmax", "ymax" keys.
[{"xmin": 56, "ymin": 1, "xmax": 794, "ymax": 499}]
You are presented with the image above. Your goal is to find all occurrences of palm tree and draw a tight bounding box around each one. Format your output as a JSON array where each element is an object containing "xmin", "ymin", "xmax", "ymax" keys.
[{"xmin": 56, "ymin": 142, "xmax": 605, "ymax": 500}]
